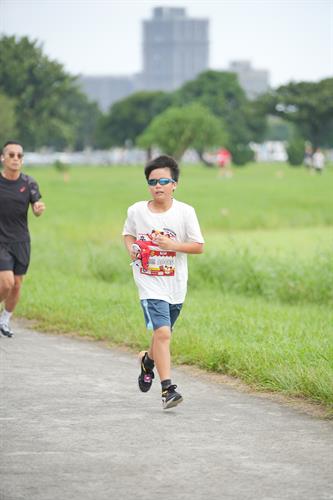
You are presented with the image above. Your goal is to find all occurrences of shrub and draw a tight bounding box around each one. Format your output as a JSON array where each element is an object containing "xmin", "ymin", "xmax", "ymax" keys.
[
  {"xmin": 287, "ymin": 138, "xmax": 305, "ymax": 166},
  {"xmin": 230, "ymin": 144, "xmax": 254, "ymax": 165}
]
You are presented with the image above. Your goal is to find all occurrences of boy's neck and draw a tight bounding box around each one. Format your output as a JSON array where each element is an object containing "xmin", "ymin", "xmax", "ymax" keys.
[{"xmin": 149, "ymin": 198, "xmax": 173, "ymax": 213}]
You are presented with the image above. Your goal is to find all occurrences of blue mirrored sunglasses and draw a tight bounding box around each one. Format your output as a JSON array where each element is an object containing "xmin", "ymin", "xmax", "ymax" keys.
[{"xmin": 147, "ymin": 178, "xmax": 175, "ymax": 186}]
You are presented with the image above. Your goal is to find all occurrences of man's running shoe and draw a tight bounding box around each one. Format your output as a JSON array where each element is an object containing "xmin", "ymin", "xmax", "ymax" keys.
[
  {"xmin": 162, "ymin": 385, "xmax": 183, "ymax": 409},
  {"xmin": 0, "ymin": 324, "xmax": 14, "ymax": 338},
  {"xmin": 138, "ymin": 351, "xmax": 155, "ymax": 392}
]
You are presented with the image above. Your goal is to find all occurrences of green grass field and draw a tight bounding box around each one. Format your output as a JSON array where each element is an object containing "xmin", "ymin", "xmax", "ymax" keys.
[{"xmin": 18, "ymin": 162, "xmax": 333, "ymax": 412}]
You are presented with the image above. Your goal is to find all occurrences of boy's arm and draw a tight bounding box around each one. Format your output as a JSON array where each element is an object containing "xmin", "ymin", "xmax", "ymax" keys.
[
  {"xmin": 123, "ymin": 234, "xmax": 138, "ymax": 260},
  {"xmin": 153, "ymin": 234, "xmax": 204, "ymax": 254}
]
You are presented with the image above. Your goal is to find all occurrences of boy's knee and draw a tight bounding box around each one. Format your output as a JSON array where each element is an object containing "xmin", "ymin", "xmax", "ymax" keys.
[{"xmin": 154, "ymin": 326, "xmax": 171, "ymax": 342}]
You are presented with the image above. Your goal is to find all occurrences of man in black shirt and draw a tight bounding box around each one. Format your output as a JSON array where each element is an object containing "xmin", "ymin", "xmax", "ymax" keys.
[{"xmin": 0, "ymin": 141, "xmax": 45, "ymax": 337}]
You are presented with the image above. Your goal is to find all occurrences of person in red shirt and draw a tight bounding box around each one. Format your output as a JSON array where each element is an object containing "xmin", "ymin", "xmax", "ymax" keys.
[{"xmin": 217, "ymin": 148, "xmax": 232, "ymax": 177}]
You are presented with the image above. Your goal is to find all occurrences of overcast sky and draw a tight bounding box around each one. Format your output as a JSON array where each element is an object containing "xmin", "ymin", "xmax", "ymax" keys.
[{"xmin": 1, "ymin": 0, "xmax": 332, "ymax": 87}]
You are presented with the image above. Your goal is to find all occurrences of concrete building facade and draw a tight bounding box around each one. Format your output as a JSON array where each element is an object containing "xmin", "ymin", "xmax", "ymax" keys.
[
  {"xmin": 142, "ymin": 7, "xmax": 209, "ymax": 91},
  {"xmin": 79, "ymin": 75, "xmax": 136, "ymax": 112},
  {"xmin": 228, "ymin": 60, "xmax": 270, "ymax": 99}
]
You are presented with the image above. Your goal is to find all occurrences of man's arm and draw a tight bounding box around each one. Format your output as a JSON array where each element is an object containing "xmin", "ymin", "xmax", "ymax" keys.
[{"xmin": 32, "ymin": 201, "xmax": 46, "ymax": 217}]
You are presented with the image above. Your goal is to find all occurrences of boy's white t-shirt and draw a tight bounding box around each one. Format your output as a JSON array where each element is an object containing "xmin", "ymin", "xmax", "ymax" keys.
[{"xmin": 122, "ymin": 199, "xmax": 204, "ymax": 304}]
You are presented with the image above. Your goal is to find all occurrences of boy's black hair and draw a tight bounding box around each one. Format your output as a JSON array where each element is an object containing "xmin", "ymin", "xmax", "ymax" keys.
[
  {"xmin": 2, "ymin": 141, "xmax": 23, "ymax": 154},
  {"xmin": 144, "ymin": 155, "xmax": 180, "ymax": 182}
]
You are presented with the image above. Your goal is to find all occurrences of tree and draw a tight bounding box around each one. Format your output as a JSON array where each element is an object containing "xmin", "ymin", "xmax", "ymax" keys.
[
  {"xmin": 96, "ymin": 91, "xmax": 172, "ymax": 149},
  {"xmin": 0, "ymin": 35, "xmax": 100, "ymax": 150},
  {"xmin": 137, "ymin": 103, "xmax": 228, "ymax": 161},
  {"xmin": 57, "ymin": 87, "xmax": 101, "ymax": 150},
  {"xmin": 173, "ymin": 70, "xmax": 265, "ymax": 164},
  {"xmin": 243, "ymin": 99, "xmax": 267, "ymax": 143},
  {"xmin": 286, "ymin": 137, "xmax": 305, "ymax": 166},
  {"xmin": 258, "ymin": 79, "xmax": 333, "ymax": 148},
  {"xmin": 0, "ymin": 93, "xmax": 17, "ymax": 146}
]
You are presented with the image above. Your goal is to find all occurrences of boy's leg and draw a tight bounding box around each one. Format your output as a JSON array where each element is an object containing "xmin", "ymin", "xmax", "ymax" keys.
[
  {"xmin": 138, "ymin": 350, "xmax": 155, "ymax": 392},
  {"xmin": 151, "ymin": 325, "xmax": 171, "ymax": 382},
  {"xmin": 140, "ymin": 299, "xmax": 172, "ymax": 381},
  {"xmin": 138, "ymin": 325, "xmax": 172, "ymax": 393},
  {"xmin": 139, "ymin": 300, "xmax": 183, "ymax": 408},
  {"xmin": 148, "ymin": 302, "xmax": 182, "ymax": 379},
  {"xmin": 159, "ymin": 303, "xmax": 183, "ymax": 409}
]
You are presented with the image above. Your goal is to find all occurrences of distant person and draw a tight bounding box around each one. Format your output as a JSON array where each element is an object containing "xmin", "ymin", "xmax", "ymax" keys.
[
  {"xmin": 0, "ymin": 141, "xmax": 45, "ymax": 338},
  {"xmin": 304, "ymin": 144, "xmax": 313, "ymax": 169},
  {"xmin": 122, "ymin": 155, "xmax": 204, "ymax": 409},
  {"xmin": 217, "ymin": 148, "xmax": 232, "ymax": 177},
  {"xmin": 312, "ymin": 148, "xmax": 325, "ymax": 174}
]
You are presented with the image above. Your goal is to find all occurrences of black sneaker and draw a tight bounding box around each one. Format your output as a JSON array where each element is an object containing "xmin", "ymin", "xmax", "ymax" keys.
[
  {"xmin": 0, "ymin": 324, "xmax": 14, "ymax": 338},
  {"xmin": 138, "ymin": 352, "xmax": 155, "ymax": 392},
  {"xmin": 162, "ymin": 384, "xmax": 183, "ymax": 409}
]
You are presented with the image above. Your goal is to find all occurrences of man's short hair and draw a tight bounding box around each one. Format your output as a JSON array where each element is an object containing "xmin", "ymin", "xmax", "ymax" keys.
[
  {"xmin": 144, "ymin": 155, "xmax": 180, "ymax": 182},
  {"xmin": 2, "ymin": 141, "xmax": 23, "ymax": 154}
]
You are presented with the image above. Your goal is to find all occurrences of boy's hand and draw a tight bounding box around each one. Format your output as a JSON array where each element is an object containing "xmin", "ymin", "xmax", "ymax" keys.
[
  {"xmin": 130, "ymin": 243, "xmax": 141, "ymax": 261},
  {"xmin": 154, "ymin": 234, "xmax": 177, "ymax": 251}
]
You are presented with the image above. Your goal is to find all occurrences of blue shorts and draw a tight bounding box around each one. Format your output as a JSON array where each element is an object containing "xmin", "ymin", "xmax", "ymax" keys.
[{"xmin": 140, "ymin": 299, "xmax": 183, "ymax": 331}]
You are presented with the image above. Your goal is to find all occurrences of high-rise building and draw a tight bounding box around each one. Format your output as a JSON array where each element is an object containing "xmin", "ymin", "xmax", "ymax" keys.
[
  {"xmin": 228, "ymin": 61, "xmax": 270, "ymax": 99},
  {"xmin": 79, "ymin": 75, "xmax": 136, "ymax": 112},
  {"xmin": 79, "ymin": 7, "xmax": 209, "ymax": 110},
  {"xmin": 142, "ymin": 7, "xmax": 209, "ymax": 91}
]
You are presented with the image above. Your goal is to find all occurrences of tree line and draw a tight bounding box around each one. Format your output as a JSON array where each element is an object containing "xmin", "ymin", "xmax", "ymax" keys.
[{"xmin": 1, "ymin": 35, "xmax": 332, "ymax": 164}]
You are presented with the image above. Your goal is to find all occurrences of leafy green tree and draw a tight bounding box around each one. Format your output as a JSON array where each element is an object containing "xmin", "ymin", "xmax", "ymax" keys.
[
  {"xmin": 0, "ymin": 35, "xmax": 100, "ymax": 150},
  {"xmin": 286, "ymin": 138, "xmax": 305, "ymax": 166},
  {"xmin": 138, "ymin": 103, "xmax": 228, "ymax": 161},
  {"xmin": 56, "ymin": 87, "xmax": 101, "ymax": 150},
  {"xmin": 243, "ymin": 99, "xmax": 267, "ymax": 143},
  {"xmin": 173, "ymin": 70, "xmax": 265, "ymax": 163},
  {"xmin": 258, "ymin": 79, "xmax": 333, "ymax": 148},
  {"xmin": 0, "ymin": 93, "xmax": 17, "ymax": 146},
  {"xmin": 231, "ymin": 144, "xmax": 255, "ymax": 166},
  {"xmin": 96, "ymin": 91, "xmax": 172, "ymax": 148}
]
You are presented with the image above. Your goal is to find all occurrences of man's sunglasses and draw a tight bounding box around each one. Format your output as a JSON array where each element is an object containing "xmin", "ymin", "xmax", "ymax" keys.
[
  {"xmin": 7, "ymin": 152, "xmax": 24, "ymax": 159},
  {"xmin": 147, "ymin": 178, "xmax": 175, "ymax": 186}
]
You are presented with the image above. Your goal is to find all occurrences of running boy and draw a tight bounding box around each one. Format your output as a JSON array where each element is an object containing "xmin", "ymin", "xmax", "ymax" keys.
[{"xmin": 122, "ymin": 155, "xmax": 204, "ymax": 409}]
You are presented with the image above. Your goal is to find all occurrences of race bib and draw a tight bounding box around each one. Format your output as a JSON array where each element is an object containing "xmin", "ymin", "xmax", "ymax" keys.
[{"xmin": 141, "ymin": 249, "xmax": 176, "ymax": 276}]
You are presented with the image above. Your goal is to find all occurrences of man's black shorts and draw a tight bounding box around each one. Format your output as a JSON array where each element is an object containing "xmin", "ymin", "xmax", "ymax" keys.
[{"xmin": 0, "ymin": 242, "xmax": 31, "ymax": 275}]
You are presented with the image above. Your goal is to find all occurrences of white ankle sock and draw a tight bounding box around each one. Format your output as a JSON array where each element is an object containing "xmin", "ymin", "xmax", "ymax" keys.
[{"xmin": 0, "ymin": 309, "xmax": 12, "ymax": 326}]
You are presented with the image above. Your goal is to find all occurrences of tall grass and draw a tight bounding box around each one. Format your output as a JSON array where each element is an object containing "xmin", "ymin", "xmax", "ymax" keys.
[
  {"xmin": 58, "ymin": 240, "xmax": 333, "ymax": 305},
  {"xmin": 16, "ymin": 163, "xmax": 333, "ymax": 410},
  {"xmin": 189, "ymin": 244, "xmax": 333, "ymax": 305}
]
